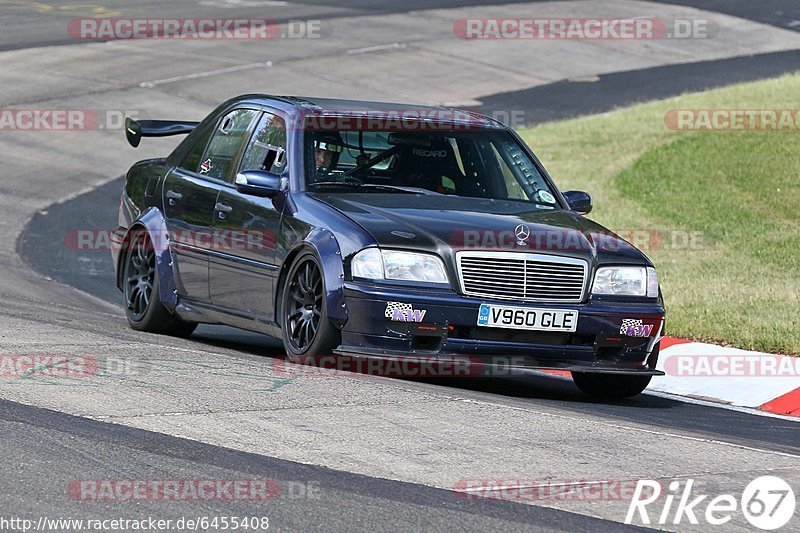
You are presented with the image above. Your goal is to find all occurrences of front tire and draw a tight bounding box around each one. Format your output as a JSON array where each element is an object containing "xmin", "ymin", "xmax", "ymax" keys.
[
  {"xmin": 123, "ymin": 229, "xmax": 197, "ymax": 337},
  {"xmin": 571, "ymin": 372, "xmax": 652, "ymax": 399},
  {"xmin": 280, "ymin": 251, "xmax": 340, "ymax": 363},
  {"xmin": 572, "ymin": 341, "xmax": 660, "ymax": 399}
]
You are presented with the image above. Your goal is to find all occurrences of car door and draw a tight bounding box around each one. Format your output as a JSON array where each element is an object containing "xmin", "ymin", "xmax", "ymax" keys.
[
  {"xmin": 208, "ymin": 110, "xmax": 288, "ymax": 320},
  {"xmin": 163, "ymin": 107, "xmax": 260, "ymax": 302}
]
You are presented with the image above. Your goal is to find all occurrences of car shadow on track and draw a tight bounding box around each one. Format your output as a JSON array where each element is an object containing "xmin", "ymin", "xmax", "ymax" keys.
[
  {"xmin": 192, "ymin": 325, "xmax": 285, "ymax": 357},
  {"xmin": 419, "ymin": 373, "xmax": 671, "ymax": 408},
  {"xmin": 189, "ymin": 326, "xmax": 670, "ymax": 411}
]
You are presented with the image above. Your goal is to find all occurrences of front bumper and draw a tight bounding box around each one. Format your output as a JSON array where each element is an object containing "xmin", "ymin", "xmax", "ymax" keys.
[{"xmin": 338, "ymin": 282, "xmax": 665, "ymax": 376}]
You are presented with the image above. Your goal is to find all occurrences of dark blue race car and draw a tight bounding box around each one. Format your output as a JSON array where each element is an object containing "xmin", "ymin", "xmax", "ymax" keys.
[{"xmin": 113, "ymin": 95, "xmax": 665, "ymax": 399}]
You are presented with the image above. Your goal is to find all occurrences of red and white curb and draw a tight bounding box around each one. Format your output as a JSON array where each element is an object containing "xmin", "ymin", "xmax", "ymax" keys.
[
  {"xmin": 650, "ymin": 337, "xmax": 800, "ymax": 417},
  {"xmin": 540, "ymin": 337, "xmax": 800, "ymax": 417}
]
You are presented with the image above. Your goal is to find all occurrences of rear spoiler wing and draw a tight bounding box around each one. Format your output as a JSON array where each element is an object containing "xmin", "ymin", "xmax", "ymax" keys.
[{"xmin": 125, "ymin": 117, "xmax": 199, "ymax": 147}]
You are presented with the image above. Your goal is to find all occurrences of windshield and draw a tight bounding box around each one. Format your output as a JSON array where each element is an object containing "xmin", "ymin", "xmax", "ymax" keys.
[{"xmin": 304, "ymin": 129, "xmax": 561, "ymax": 207}]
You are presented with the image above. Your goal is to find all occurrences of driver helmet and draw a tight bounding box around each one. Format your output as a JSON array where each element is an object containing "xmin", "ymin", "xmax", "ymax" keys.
[{"xmin": 314, "ymin": 133, "xmax": 344, "ymax": 172}]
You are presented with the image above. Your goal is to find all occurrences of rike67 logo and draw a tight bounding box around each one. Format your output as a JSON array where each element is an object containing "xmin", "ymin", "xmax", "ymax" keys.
[{"xmin": 626, "ymin": 476, "xmax": 796, "ymax": 530}]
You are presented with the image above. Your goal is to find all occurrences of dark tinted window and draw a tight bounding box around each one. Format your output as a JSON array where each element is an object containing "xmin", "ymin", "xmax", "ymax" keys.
[
  {"xmin": 240, "ymin": 113, "xmax": 288, "ymax": 175},
  {"xmin": 306, "ymin": 129, "xmax": 559, "ymax": 207},
  {"xmin": 181, "ymin": 127, "xmax": 213, "ymax": 173},
  {"xmin": 196, "ymin": 109, "xmax": 259, "ymax": 181}
]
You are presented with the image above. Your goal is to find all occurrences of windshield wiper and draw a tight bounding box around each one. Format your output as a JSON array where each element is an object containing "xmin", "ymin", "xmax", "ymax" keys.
[
  {"xmin": 307, "ymin": 181, "xmax": 361, "ymax": 189},
  {"xmin": 497, "ymin": 196, "xmax": 559, "ymax": 208},
  {"xmin": 360, "ymin": 184, "xmax": 444, "ymax": 195}
]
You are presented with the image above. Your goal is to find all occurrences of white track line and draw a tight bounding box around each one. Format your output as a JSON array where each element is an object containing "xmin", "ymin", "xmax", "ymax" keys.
[
  {"xmin": 139, "ymin": 61, "xmax": 273, "ymax": 88},
  {"xmin": 646, "ymin": 390, "xmax": 800, "ymax": 422}
]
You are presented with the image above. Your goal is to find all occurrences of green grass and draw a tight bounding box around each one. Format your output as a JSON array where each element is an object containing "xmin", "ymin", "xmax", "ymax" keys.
[{"xmin": 517, "ymin": 73, "xmax": 800, "ymax": 354}]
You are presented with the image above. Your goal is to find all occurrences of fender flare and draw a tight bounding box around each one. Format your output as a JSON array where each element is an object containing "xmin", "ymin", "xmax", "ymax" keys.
[
  {"xmin": 277, "ymin": 228, "xmax": 348, "ymax": 328},
  {"xmin": 116, "ymin": 207, "xmax": 179, "ymax": 312}
]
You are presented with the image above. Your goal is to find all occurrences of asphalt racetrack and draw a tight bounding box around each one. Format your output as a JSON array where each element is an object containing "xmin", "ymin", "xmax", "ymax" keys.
[{"xmin": 2, "ymin": 1, "xmax": 799, "ymax": 531}]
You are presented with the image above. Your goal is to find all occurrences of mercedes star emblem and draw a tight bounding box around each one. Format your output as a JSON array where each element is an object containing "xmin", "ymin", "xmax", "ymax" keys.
[{"xmin": 514, "ymin": 224, "xmax": 530, "ymax": 245}]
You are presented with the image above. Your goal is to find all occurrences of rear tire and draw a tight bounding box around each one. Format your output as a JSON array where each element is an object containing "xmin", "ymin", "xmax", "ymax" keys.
[
  {"xmin": 572, "ymin": 372, "xmax": 652, "ymax": 399},
  {"xmin": 123, "ymin": 229, "xmax": 197, "ymax": 337},
  {"xmin": 280, "ymin": 251, "xmax": 340, "ymax": 363}
]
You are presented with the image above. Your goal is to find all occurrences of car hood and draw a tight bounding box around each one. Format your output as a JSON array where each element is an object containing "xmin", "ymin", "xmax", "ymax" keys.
[{"xmin": 311, "ymin": 193, "xmax": 651, "ymax": 265}]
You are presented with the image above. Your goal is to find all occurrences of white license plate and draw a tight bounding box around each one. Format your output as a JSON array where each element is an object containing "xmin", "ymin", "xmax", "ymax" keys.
[{"xmin": 477, "ymin": 304, "xmax": 578, "ymax": 332}]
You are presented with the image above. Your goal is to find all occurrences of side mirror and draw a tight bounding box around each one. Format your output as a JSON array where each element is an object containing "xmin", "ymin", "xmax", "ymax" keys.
[
  {"xmin": 563, "ymin": 190, "xmax": 592, "ymax": 215},
  {"xmin": 235, "ymin": 170, "xmax": 283, "ymax": 198}
]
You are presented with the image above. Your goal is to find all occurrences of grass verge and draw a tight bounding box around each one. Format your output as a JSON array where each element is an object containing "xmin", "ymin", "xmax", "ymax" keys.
[{"xmin": 517, "ymin": 73, "xmax": 800, "ymax": 354}]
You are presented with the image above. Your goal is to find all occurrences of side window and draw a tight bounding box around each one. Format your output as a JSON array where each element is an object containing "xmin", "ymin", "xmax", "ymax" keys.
[
  {"xmin": 198, "ymin": 109, "xmax": 259, "ymax": 181},
  {"xmin": 182, "ymin": 127, "xmax": 213, "ymax": 173},
  {"xmin": 240, "ymin": 113, "xmax": 287, "ymax": 175}
]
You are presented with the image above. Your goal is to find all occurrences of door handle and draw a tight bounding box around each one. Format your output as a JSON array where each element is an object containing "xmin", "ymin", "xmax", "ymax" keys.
[
  {"xmin": 215, "ymin": 202, "xmax": 233, "ymax": 219},
  {"xmin": 166, "ymin": 190, "xmax": 182, "ymax": 206}
]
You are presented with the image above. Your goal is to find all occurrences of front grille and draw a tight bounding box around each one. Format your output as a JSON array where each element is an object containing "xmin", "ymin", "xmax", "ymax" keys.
[{"xmin": 456, "ymin": 251, "xmax": 587, "ymax": 303}]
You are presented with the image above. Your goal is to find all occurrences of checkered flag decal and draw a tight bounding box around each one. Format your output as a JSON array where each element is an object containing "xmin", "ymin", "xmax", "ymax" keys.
[
  {"xmin": 385, "ymin": 301, "xmax": 413, "ymax": 318},
  {"xmin": 620, "ymin": 318, "xmax": 643, "ymax": 334}
]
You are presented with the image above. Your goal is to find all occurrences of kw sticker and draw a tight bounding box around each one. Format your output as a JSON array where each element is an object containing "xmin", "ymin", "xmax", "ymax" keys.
[
  {"xmin": 385, "ymin": 302, "xmax": 427, "ymax": 323},
  {"xmin": 620, "ymin": 319, "xmax": 653, "ymax": 337}
]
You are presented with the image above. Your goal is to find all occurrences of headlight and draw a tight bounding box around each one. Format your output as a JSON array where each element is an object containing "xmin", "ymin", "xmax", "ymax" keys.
[
  {"xmin": 351, "ymin": 248, "xmax": 448, "ymax": 283},
  {"xmin": 592, "ymin": 266, "xmax": 659, "ymax": 297}
]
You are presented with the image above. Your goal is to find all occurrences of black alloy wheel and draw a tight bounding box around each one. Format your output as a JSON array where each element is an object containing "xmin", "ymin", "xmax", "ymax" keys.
[
  {"xmin": 122, "ymin": 228, "xmax": 197, "ymax": 337},
  {"xmin": 125, "ymin": 230, "xmax": 155, "ymax": 321},
  {"xmin": 285, "ymin": 258, "xmax": 324, "ymax": 351},
  {"xmin": 281, "ymin": 252, "xmax": 340, "ymax": 361}
]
